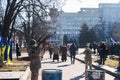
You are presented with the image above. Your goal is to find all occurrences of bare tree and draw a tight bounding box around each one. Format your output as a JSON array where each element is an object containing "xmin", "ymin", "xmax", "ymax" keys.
[
  {"xmin": 1, "ymin": 0, "xmax": 66, "ymax": 43},
  {"xmin": 0, "ymin": 0, "xmax": 66, "ymax": 66},
  {"xmin": 1, "ymin": 0, "xmax": 26, "ymax": 43}
]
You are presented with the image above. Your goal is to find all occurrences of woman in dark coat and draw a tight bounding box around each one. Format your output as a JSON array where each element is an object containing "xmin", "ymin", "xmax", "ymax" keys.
[
  {"xmin": 53, "ymin": 44, "xmax": 59, "ymax": 62},
  {"xmin": 60, "ymin": 45, "xmax": 67, "ymax": 62}
]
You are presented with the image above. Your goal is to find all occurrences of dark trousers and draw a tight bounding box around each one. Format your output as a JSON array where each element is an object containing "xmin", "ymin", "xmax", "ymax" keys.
[
  {"xmin": 70, "ymin": 54, "xmax": 75, "ymax": 64},
  {"xmin": 53, "ymin": 54, "xmax": 59, "ymax": 61},
  {"xmin": 99, "ymin": 55, "xmax": 106, "ymax": 65}
]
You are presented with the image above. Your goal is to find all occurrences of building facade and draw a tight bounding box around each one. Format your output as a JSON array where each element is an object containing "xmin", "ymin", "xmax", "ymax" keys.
[
  {"xmin": 50, "ymin": 3, "xmax": 120, "ymax": 45},
  {"xmin": 99, "ymin": 3, "xmax": 120, "ymax": 38}
]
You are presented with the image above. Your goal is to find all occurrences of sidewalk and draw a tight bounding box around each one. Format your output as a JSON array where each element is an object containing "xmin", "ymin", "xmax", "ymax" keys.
[
  {"xmin": 0, "ymin": 49, "xmax": 119, "ymax": 80},
  {"xmin": 27, "ymin": 51, "xmax": 85, "ymax": 80},
  {"xmin": 27, "ymin": 50, "xmax": 115, "ymax": 80}
]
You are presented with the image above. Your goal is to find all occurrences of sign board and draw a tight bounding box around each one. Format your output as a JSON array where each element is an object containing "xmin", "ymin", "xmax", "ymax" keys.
[
  {"xmin": 85, "ymin": 70, "xmax": 105, "ymax": 80},
  {"xmin": 42, "ymin": 69, "xmax": 62, "ymax": 80}
]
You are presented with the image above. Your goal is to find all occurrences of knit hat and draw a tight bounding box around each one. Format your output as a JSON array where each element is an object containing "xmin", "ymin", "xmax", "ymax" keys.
[{"xmin": 29, "ymin": 39, "xmax": 36, "ymax": 46}]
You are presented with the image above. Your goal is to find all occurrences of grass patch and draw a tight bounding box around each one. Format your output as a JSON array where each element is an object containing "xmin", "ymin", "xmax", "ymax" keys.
[
  {"xmin": 105, "ymin": 58, "xmax": 119, "ymax": 68},
  {"xmin": 0, "ymin": 58, "xmax": 29, "ymax": 72},
  {"xmin": 0, "ymin": 48, "xmax": 29, "ymax": 72},
  {"xmin": 0, "ymin": 65, "xmax": 27, "ymax": 72},
  {"xmin": 92, "ymin": 57, "xmax": 119, "ymax": 68}
]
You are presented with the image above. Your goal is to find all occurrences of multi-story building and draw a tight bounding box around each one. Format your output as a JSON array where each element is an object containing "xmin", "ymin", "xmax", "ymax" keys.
[
  {"xmin": 99, "ymin": 3, "xmax": 120, "ymax": 23},
  {"xmin": 55, "ymin": 8, "xmax": 100, "ymax": 45},
  {"xmin": 99, "ymin": 3, "xmax": 120, "ymax": 38},
  {"xmin": 50, "ymin": 3, "xmax": 120, "ymax": 45}
]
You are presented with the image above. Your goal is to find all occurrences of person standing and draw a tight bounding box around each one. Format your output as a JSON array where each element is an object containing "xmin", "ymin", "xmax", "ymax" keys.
[
  {"xmin": 83, "ymin": 44, "xmax": 92, "ymax": 70},
  {"xmin": 48, "ymin": 44, "xmax": 53, "ymax": 59},
  {"xmin": 99, "ymin": 42, "xmax": 107, "ymax": 65},
  {"xmin": 60, "ymin": 45, "xmax": 67, "ymax": 62},
  {"xmin": 16, "ymin": 43, "xmax": 21, "ymax": 59},
  {"xmin": 69, "ymin": 43, "xmax": 77, "ymax": 64},
  {"xmin": 93, "ymin": 42, "xmax": 97, "ymax": 54},
  {"xmin": 53, "ymin": 43, "xmax": 59, "ymax": 62},
  {"xmin": 28, "ymin": 39, "xmax": 41, "ymax": 80}
]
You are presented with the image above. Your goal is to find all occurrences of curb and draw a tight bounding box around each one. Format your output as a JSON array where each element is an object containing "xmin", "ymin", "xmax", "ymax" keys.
[{"xmin": 19, "ymin": 66, "xmax": 30, "ymax": 80}]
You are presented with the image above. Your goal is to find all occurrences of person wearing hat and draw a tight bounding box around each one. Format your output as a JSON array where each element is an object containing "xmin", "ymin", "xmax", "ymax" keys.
[
  {"xmin": 28, "ymin": 39, "xmax": 41, "ymax": 80},
  {"xmin": 83, "ymin": 43, "xmax": 92, "ymax": 70},
  {"xmin": 53, "ymin": 43, "xmax": 60, "ymax": 62}
]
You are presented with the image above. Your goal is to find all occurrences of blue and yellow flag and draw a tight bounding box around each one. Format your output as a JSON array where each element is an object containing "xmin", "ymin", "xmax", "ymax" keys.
[
  {"xmin": 1, "ymin": 46, "xmax": 6, "ymax": 61},
  {"xmin": 6, "ymin": 45, "xmax": 11, "ymax": 64}
]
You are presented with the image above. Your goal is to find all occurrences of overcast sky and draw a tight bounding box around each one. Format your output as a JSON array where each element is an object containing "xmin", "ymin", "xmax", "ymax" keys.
[{"xmin": 62, "ymin": 0, "xmax": 120, "ymax": 12}]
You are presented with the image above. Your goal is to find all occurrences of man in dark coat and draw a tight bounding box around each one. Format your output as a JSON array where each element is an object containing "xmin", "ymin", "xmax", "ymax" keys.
[
  {"xmin": 93, "ymin": 42, "xmax": 97, "ymax": 54},
  {"xmin": 99, "ymin": 42, "xmax": 107, "ymax": 65},
  {"xmin": 69, "ymin": 43, "xmax": 77, "ymax": 64}
]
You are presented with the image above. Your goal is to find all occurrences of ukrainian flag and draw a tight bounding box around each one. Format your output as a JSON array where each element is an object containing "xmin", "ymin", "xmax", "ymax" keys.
[
  {"xmin": 6, "ymin": 41, "xmax": 13, "ymax": 64},
  {"xmin": 1, "ymin": 46, "xmax": 6, "ymax": 61},
  {"xmin": 6, "ymin": 45, "xmax": 11, "ymax": 64}
]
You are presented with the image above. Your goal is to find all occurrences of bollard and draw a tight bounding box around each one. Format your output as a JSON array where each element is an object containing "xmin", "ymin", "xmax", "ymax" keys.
[
  {"xmin": 85, "ymin": 70, "xmax": 105, "ymax": 80},
  {"xmin": 42, "ymin": 69, "xmax": 62, "ymax": 80}
]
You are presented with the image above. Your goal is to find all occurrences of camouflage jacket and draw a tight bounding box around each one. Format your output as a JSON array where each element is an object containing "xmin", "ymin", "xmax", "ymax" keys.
[
  {"xmin": 84, "ymin": 48, "xmax": 92, "ymax": 61},
  {"xmin": 28, "ymin": 46, "xmax": 41, "ymax": 70}
]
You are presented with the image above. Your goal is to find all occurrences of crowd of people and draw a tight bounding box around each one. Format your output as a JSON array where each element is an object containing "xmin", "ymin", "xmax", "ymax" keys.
[
  {"xmin": 45, "ymin": 41, "xmax": 120, "ymax": 69},
  {"xmin": 47, "ymin": 43, "xmax": 77, "ymax": 64},
  {"xmin": 27, "ymin": 38, "xmax": 120, "ymax": 80},
  {"xmin": 89, "ymin": 41, "xmax": 120, "ymax": 65}
]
